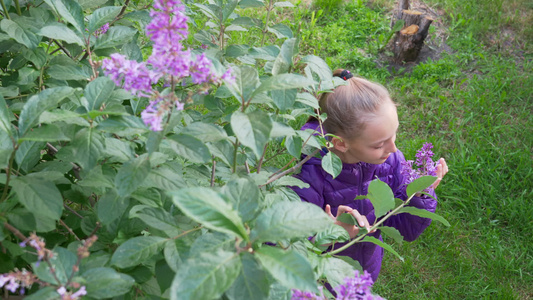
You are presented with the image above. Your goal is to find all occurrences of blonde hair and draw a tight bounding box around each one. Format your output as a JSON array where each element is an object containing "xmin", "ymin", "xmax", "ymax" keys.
[{"xmin": 319, "ymin": 69, "xmax": 394, "ymax": 139}]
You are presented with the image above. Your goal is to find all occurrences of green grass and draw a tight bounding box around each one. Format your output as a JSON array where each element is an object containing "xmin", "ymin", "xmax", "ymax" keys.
[{"xmin": 273, "ymin": 0, "xmax": 533, "ymax": 298}]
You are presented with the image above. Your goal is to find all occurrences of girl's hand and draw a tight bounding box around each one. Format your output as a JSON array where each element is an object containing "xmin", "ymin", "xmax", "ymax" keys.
[
  {"xmin": 431, "ymin": 158, "xmax": 449, "ymax": 189},
  {"xmin": 325, "ymin": 204, "xmax": 371, "ymax": 239}
]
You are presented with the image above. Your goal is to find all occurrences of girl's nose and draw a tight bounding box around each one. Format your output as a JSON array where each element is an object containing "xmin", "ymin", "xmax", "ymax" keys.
[{"xmin": 387, "ymin": 141, "xmax": 398, "ymax": 153}]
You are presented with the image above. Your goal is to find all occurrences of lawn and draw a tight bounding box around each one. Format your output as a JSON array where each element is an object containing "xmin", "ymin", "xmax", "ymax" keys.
[{"xmin": 267, "ymin": 0, "xmax": 533, "ymax": 298}]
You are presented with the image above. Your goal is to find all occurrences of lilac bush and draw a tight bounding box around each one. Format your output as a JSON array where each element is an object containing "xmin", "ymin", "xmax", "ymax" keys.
[{"xmin": 102, "ymin": 0, "xmax": 234, "ymax": 131}]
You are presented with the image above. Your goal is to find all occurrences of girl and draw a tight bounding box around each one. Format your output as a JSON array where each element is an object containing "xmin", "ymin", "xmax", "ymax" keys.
[{"xmin": 292, "ymin": 69, "xmax": 449, "ymax": 283}]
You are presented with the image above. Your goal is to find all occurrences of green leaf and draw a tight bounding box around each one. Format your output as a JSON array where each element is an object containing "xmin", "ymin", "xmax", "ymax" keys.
[
  {"xmin": 84, "ymin": 76, "xmax": 116, "ymax": 111},
  {"xmin": 271, "ymin": 176, "xmax": 309, "ymax": 189},
  {"xmin": 267, "ymin": 23, "xmax": 293, "ymax": 39},
  {"xmin": 170, "ymin": 249, "xmax": 241, "ymax": 300},
  {"xmin": 321, "ymin": 256, "xmax": 357, "ymax": 288},
  {"xmin": 255, "ymin": 247, "xmax": 317, "ymax": 292},
  {"xmin": 301, "ymin": 55, "xmax": 332, "ymax": 82},
  {"xmin": 367, "ymin": 179, "xmax": 395, "ymax": 218},
  {"xmin": 87, "ymin": 6, "xmax": 121, "ymax": 34},
  {"xmin": 397, "ymin": 206, "xmax": 450, "ymax": 226},
  {"xmin": 23, "ymin": 287, "xmax": 59, "ymax": 300},
  {"xmin": 274, "ymin": 1, "xmax": 294, "ymax": 7},
  {"xmin": 130, "ymin": 205, "xmax": 181, "ymax": 238},
  {"xmin": 239, "ymin": 0, "xmax": 265, "ymax": 8},
  {"xmin": 336, "ymin": 213, "xmax": 358, "ymax": 225},
  {"xmin": 0, "ymin": 19, "xmax": 40, "ymax": 49},
  {"xmin": 11, "ymin": 177, "xmax": 63, "ymax": 221},
  {"xmin": 226, "ymin": 252, "xmax": 270, "ymax": 300},
  {"xmin": 110, "ymin": 236, "xmax": 168, "ymax": 268},
  {"xmin": 182, "ymin": 122, "xmax": 228, "ymax": 143},
  {"xmin": 94, "ymin": 26, "xmax": 137, "ymax": 50},
  {"xmin": 14, "ymin": 141, "xmax": 43, "ymax": 172},
  {"xmin": 271, "ymin": 88, "xmax": 297, "ymax": 111},
  {"xmin": 272, "ymin": 38, "xmax": 297, "ymax": 75},
  {"xmin": 392, "ymin": 19, "xmax": 406, "ymax": 32},
  {"xmin": 71, "ymin": 127, "xmax": 105, "ymax": 171},
  {"xmin": 362, "ymin": 236, "xmax": 404, "ymax": 261},
  {"xmin": 83, "ymin": 267, "xmax": 135, "ymax": 299},
  {"xmin": 43, "ymin": 0, "xmax": 85, "ymax": 34},
  {"xmin": 18, "ymin": 87, "xmax": 75, "ymax": 137},
  {"xmin": 18, "ymin": 124, "xmax": 70, "ymax": 142},
  {"xmin": 221, "ymin": 177, "xmax": 261, "ymax": 223},
  {"xmin": 231, "ymin": 110, "xmax": 272, "ymax": 158},
  {"xmin": 33, "ymin": 247, "xmax": 76, "ymax": 285},
  {"xmin": 22, "ymin": 47, "xmax": 48, "ymax": 69},
  {"xmin": 167, "ymin": 134, "xmax": 212, "ymax": 163},
  {"xmin": 164, "ymin": 239, "xmax": 184, "ymax": 273},
  {"xmin": 193, "ymin": 3, "xmax": 218, "ymax": 20},
  {"xmin": 406, "ymin": 175, "xmax": 437, "ymax": 196},
  {"xmin": 251, "ymin": 73, "xmax": 314, "ymax": 99},
  {"xmin": 168, "ymin": 188, "xmax": 248, "ymax": 236},
  {"xmin": 169, "ymin": 188, "xmax": 248, "ymax": 240},
  {"xmin": 46, "ymin": 63, "xmax": 92, "ymax": 81},
  {"xmin": 285, "ymin": 134, "xmax": 302, "ymax": 158},
  {"xmin": 296, "ymin": 92, "xmax": 319, "ymax": 109},
  {"xmin": 144, "ymin": 163, "xmax": 187, "ymax": 190},
  {"xmin": 379, "ymin": 226, "xmax": 404, "ymax": 245},
  {"xmin": 225, "ymin": 65, "xmax": 260, "ymax": 103},
  {"xmin": 251, "ymin": 201, "xmax": 332, "ymax": 242},
  {"xmin": 0, "ymin": 94, "xmax": 13, "ymax": 137},
  {"xmin": 314, "ymin": 224, "xmax": 350, "ymax": 245},
  {"xmin": 97, "ymin": 191, "xmax": 130, "ymax": 226},
  {"xmin": 222, "ymin": 0, "xmax": 239, "ymax": 22},
  {"xmin": 321, "ymin": 151, "xmax": 342, "ymax": 179},
  {"xmin": 39, "ymin": 23, "xmax": 85, "ymax": 46},
  {"xmin": 115, "ymin": 155, "xmax": 151, "ymax": 197}
]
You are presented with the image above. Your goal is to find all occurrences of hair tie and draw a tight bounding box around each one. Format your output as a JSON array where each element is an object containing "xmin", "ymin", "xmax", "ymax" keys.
[{"xmin": 339, "ymin": 69, "xmax": 353, "ymax": 81}]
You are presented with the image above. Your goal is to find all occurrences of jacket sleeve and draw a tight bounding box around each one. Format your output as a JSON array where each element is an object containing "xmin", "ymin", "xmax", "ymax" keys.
[
  {"xmin": 290, "ymin": 161, "xmax": 326, "ymax": 209},
  {"xmin": 382, "ymin": 151, "xmax": 438, "ymax": 242}
]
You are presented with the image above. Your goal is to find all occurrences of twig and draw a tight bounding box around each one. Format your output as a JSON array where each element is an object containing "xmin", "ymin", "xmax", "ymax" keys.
[
  {"xmin": 59, "ymin": 219, "xmax": 80, "ymax": 241},
  {"xmin": 13, "ymin": 0, "xmax": 21, "ymax": 16},
  {"xmin": 0, "ymin": 0, "xmax": 11, "ymax": 20},
  {"xmin": 260, "ymin": 149, "xmax": 320, "ymax": 187},
  {"xmin": 64, "ymin": 203, "xmax": 84, "ymax": 219},
  {"xmin": 171, "ymin": 226, "xmax": 203, "ymax": 240},
  {"xmin": 53, "ymin": 40, "xmax": 73, "ymax": 59},
  {"xmin": 256, "ymin": 144, "xmax": 268, "ymax": 173},
  {"xmin": 1, "ymin": 145, "xmax": 18, "ymax": 203},
  {"xmin": 210, "ymin": 159, "xmax": 216, "ymax": 187},
  {"xmin": 326, "ymin": 193, "xmax": 416, "ymax": 256},
  {"xmin": 89, "ymin": 222, "xmax": 101, "ymax": 236},
  {"xmin": 4, "ymin": 222, "xmax": 27, "ymax": 241},
  {"xmin": 109, "ymin": 0, "xmax": 130, "ymax": 26}
]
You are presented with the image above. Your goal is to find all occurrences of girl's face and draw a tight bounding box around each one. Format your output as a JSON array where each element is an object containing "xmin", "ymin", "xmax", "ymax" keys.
[{"xmin": 336, "ymin": 102, "xmax": 399, "ymax": 164}]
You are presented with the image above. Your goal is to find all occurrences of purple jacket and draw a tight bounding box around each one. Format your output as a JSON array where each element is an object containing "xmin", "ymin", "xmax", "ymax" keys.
[{"xmin": 291, "ymin": 121, "xmax": 437, "ymax": 282}]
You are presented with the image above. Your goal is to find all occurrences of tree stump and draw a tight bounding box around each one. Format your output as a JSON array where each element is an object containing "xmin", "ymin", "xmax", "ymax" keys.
[{"xmin": 391, "ymin": 0, "xmax": 434, "ymax": 63}]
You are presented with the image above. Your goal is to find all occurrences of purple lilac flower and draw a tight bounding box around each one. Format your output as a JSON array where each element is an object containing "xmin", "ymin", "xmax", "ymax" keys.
[
  {"xmin": 94, "ymin": 23, "xmax": 110, "ymax": 37},
  {"xmin": 0, "ymin": 270, "xmax": 38, "ymax": 295},
  {"xmin": 141, "ymin": 100, "xmax": 165, "ymax": 131},
  {"xmin": 291, "ymin": 287, "xmax": 326, "ymax": 300},
  {"xmin": 335, "ymin": 270, "xmax": 374, "ymax": 300},
  {"xmin": 101, "ymin": 0, "xmax": 233, "ymax": 131},
  {"xmin": 401, "ymin": 142, "xmax": 438, "ymax": 186}
]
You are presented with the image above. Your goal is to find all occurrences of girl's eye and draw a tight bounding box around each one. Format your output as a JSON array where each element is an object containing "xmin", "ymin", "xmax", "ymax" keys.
[{"xmin": 374, "ymin": 146, "xmax": 383, "ymax": 149}]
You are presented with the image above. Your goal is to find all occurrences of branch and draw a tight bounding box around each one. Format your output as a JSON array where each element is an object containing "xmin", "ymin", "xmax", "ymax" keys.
[
  {"xmin": 59, "ymin": 219, "xmax": 80, "ymax": 241},
  {"xmin": 256, "ymin": 144, "xmax": 268, "ymax": 173},
  {"xmin": 109, "ymin": 0, "xmax": 130, "ymax": 26},
  {"xmin": 64, "ymin": 203, "xmax": 84, "ymax": 219},
  {"xmin": 0, "ymin": 0, "xmax": 11, "ymax": 20},
  {"xmin": 4, "ymin": 222, "xmax": 27, "ymax": 241},
  {"xmin": 260, "ymin": 149, "xmax": 320, "ymax": 187},
  {"xmin": 53, "ymin": 40, "xmax": 73, "ymax": 59},
  {"xmin": 210, "ymin": 159, "xmax": 216, "ymax": 187}
]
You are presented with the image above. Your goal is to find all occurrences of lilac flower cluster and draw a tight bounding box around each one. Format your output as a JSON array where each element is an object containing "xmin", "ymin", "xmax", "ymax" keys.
[
  {"xmin": 57, "ymin": 286, "xmax": 87, "ymax": 300},
  {"xmin": 19, "ymin": 233, "xmax": 52, "ymax": 267},
  {"xmin": 291, "ymin": 270, "xmax": 383, "ymax": 300},
  {"xmin": 94, "ymin": 23, "xmax": 109, "ymax": 37},
  {"xmin": 335, "ymin": 270, "xmax": 382, "ymax": 300},
  {"xmin": 401, "ymin": 142, "xmax": 438, "ymax": 186},
  {"xmin": 101, "ymin": 0, "xmax": 234, "ymax": 131},
  {"xmin": 0, "ymin": 269, "xmax": 38, "ymax": 295}
]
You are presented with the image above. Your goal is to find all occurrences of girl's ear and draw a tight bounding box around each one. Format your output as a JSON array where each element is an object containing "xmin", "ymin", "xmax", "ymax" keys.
[{"xmin": 331, "ymin": 136, "xmax": 348, "ymax": 153}]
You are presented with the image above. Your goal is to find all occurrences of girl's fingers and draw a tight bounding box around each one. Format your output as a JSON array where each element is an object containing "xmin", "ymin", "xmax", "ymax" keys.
[
  {"xmin": 349, "ymin": 209, "xmax": 368, "ymax": 229},
  {"xmin": 336, "ymin": 205, "xmax": 353, "ymax": 215},
  {"xmin": 325, "ymin": 204, "xmax": 335, "ymax": 219}
]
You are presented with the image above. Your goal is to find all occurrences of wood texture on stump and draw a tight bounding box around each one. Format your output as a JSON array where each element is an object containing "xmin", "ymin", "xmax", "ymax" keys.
[{"xmin": 391, "ymin": 0, "xmax": 434, "ymax": 63}]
